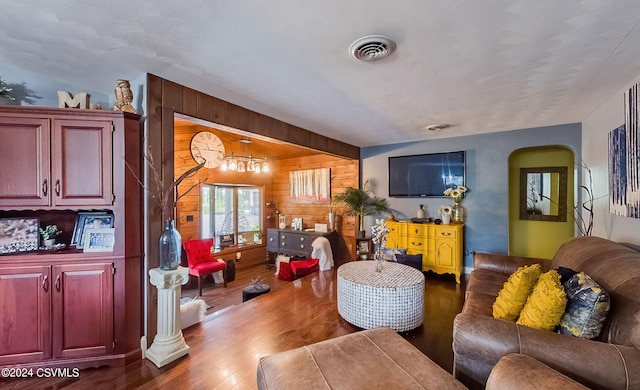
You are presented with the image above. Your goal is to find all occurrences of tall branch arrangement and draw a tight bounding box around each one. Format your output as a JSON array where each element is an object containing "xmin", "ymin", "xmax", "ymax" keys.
[
  {"xmin": 129, "ymin": 146, "xmax": 205, "ymax": 223},
  {"xmin": 573, "ymin": 161, "xmax": 595, "ymax": 236}
]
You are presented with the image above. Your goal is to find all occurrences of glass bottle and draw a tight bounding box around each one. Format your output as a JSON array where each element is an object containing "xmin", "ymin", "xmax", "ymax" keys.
[{"xmin": 159, "ymin": 220, "xmax": 182, "ymax": 270}]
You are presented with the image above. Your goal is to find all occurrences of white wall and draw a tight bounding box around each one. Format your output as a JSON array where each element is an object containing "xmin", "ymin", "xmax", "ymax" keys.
[{"xmin": 582, "ymin": 75, "xmax": 640, "ymax": 244}]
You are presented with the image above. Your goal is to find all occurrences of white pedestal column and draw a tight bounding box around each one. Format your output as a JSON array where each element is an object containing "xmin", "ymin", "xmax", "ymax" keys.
[{"xmin": 145, "ymin": 266, "xmax": 190, "ymax": 368}]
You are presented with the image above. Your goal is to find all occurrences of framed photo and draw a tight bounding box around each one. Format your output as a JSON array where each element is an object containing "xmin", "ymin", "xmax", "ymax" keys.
[
  {"xmin": 72, "ymin": 212, "xmax": 113, "ymax": 248},
  {"xmin": 358, "ymin": 239, "xmax": 371, "ymax": 254},
  {"xmin": 0, "ymin": 218, "xmax": 39, "ymax": 254},
  {"xmin": 82, "ymin": 228, "xmax": 115, "ymax": 252},
  {"xmin": 220, "ymin": 234, "xmax": 235, "ymax": 248}
]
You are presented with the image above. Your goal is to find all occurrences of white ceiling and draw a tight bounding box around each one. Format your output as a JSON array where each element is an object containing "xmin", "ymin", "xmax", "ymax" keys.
[{"xmin": 2, "ymin": 1, "xmax": 640, "ymax": 148}]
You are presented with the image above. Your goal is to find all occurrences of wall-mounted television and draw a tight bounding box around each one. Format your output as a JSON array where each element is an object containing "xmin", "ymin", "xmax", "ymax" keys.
[{"xmin": 388, "ymin": 151, "xmax": 465, "ymax": 197}]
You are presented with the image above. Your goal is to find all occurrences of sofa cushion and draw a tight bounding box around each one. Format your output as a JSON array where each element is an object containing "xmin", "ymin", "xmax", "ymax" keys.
[
  {"xmin": 395, "ymin": 253, "xmax": 423, "ymax": 271},
  {"xmin": 492, "ymin": 263, "xmax": 542, "ymax": 321},
  {"xmin": 558, "ymin": 271, "xmax": 610, "ymax": 339},
  {"xmin": 517, "ymin": 270, "xmax": 567, "ymax": 331}
]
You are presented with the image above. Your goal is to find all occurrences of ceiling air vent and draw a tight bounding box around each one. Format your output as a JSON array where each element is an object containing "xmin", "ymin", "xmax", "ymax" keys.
[{"xmin": 349, "ymin": 35, "xmax": 396, "ymax": 62}]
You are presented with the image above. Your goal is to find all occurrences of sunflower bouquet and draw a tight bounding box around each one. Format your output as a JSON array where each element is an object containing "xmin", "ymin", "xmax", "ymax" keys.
[{"xmin": 443, "ymin": 185, "xmax": 469, "ymax": 204}]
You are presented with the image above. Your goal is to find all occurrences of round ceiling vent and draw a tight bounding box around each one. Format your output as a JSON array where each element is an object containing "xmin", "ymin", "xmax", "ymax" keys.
[
  {"xmin": 349, "ymin": 35, "xmax": 396, "ymax": 62},
  {"xmin": 425, "ymin": 124, "xmax": 451, "ymax": 131}
]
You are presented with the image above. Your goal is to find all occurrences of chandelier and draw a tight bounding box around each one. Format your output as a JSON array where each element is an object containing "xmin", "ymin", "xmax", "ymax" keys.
[{"xmin": 220, "ymin": 139, "xmax": 270, "ymax": 173}]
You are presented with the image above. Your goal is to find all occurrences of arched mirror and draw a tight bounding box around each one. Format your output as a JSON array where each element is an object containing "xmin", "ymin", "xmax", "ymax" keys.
[{"xmin": 519, "ymin": 166, "xmax": 568, "ymax": 221}]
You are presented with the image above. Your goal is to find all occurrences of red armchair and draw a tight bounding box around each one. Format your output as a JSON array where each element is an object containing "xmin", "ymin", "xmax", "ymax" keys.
[{"xmin": 183, "ymin": 238, "xmax": 227, "ymax": 296}]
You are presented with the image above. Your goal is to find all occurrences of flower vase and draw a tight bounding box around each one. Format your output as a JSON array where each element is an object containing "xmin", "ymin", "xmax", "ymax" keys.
[
  {"xmin": 417, "ymin": 204, "xmax": 426, "ymax": 219},
  {"xmin": 452, "ymin": 203, "xmax": 464, "ymax": 223},
  {"xmin": 442, "ymin": 213, "xmax": 451, "ymax": 225},
  {"xmin": 159, "ymin": 220, "xmax": 182, "ymax": 270},
  {"xmin": 374, "ymin": 248, "xmax": 384, "ymax": 272}
]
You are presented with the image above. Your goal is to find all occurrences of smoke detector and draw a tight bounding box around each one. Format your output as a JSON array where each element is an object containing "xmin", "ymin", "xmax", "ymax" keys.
[
  {"xmin": 425, "ymin": 124, "xmax": 451, "ymax": 131},
  {"xmin": 349, "ymin": 35, "xmax": 396, "ymax": 62}
]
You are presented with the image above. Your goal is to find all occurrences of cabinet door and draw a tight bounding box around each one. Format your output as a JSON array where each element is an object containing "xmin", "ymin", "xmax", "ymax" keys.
[
  {"xmin": 52, "ymin": 262, "xmax": 114, "ymax": 359},
  {"xmin": 52, "ymin": 119, "xmax": 113, "ymax": 206},
  {"xmin": 436, "ymin": 239, "xmax": 457, "ymax": 271},
  {"xmin": 0, "ymin": 116, "xmax": 51, "ymax": 207},
  {"xmin": 0, "ymin": 265, "xmax": 51, "ymax": 364}
]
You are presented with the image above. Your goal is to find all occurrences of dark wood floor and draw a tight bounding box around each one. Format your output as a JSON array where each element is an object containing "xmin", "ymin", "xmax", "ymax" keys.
[{"xmin": 4, "ymin": 262, "xmax": 466, "ymax": 390}]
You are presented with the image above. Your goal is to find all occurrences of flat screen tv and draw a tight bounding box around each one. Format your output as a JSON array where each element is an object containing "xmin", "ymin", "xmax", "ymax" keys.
[{"xmin": 388, "ymin": 151, "xmax": 465, "ymax": 197}]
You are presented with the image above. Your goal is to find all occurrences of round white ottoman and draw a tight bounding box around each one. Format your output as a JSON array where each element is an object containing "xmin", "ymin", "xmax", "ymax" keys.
[{"xmin": 337, "ymin": 260, "xmax": 425, "ymax": 331}]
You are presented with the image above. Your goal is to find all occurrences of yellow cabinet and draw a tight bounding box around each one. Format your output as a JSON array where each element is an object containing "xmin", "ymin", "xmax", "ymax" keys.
[{"xmin": 384, "ymin": 221, "xmax": 463, "ymax": 283}]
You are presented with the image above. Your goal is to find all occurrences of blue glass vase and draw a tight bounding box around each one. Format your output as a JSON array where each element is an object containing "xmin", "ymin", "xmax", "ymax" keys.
[{"xmin": 159, "ymin": 220, "xmax": 181, "ymax": 270}]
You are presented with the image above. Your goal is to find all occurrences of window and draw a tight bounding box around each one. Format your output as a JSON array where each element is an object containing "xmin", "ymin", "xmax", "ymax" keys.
[{"xmin": 201, "ymin": 184, "xmax": 262, "ymax": 249}]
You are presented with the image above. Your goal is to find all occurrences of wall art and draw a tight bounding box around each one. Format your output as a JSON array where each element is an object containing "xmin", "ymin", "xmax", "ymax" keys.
[
  {"xmin": 289, "ymin": 168, "xmax": 331, "ymax": 203},
  {"xmin": 609, "ymin": 82, "xmax": 640, "ymax": 218}
]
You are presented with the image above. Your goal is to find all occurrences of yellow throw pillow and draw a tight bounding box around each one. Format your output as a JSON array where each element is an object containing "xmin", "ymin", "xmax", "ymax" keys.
[
  {"xmin": 492, "ymin": 263, "xmax": 542, "ymax": 321},
  {"xmin": 517, "ymin": 270, "xmax": 567, "ymax": 331}
]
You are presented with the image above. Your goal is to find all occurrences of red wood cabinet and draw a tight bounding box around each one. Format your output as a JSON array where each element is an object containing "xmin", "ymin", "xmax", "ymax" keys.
[
  {"xmin": 52, "ymin": 262, "xmax": 114, "ymax": 359},
  {"xmin": 0, "ymin": 106, "xmax": 142, "ymax": 370},
  {"xmin": 0, "ymin": 265, "xmax": 51, "ymax": 365},
  {"xmin": 0, "ymin": 114, "xmax": 113, "ymax": 207},
  {"xmin": 0, "ymin": 262, "xmax": 114, "ymax": 364}
]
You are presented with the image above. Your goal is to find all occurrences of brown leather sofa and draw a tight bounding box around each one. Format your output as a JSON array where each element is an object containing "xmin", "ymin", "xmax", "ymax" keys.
[{"xmin": 453, "ymin": 236, "xmax": 640, "ymax": 389}]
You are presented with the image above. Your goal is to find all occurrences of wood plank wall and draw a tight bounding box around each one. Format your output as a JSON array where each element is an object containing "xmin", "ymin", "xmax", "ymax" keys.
[{"xmin": 273, "ymin": 154, "xmax": 359, "ymax": 262}]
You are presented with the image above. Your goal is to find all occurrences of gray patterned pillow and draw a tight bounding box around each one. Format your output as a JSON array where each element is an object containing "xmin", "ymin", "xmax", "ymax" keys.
[
  {"xmin": 558, "ymin": 272, "xmax": 610, "ymax": 339},
  {"xmin": 380, "ymin": 247, "xmax": 407, "ymax": 261}
]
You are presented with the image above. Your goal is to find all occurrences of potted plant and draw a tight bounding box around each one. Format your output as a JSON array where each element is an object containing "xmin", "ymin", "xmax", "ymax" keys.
[
  {"xmin": 333, "ymin": 180, "xmax": 390, "ymax": 237},
  {"xmin": 39, "ymin": 224, "xmax": 61, "ymax": 247}
]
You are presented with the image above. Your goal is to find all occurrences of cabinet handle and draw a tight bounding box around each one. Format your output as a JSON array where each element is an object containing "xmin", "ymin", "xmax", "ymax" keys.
[
  {"xmin": 42, "ymin": 179, "xmax": 48, "ymax": 196},
  {"xmin": 42, "ymin": 275, "xmax": 49, "ymax": 292},
  {"xmin": 300, "ymin": 237, "xmax": 305, "ymax": 241},
  {"xmin": 55, "ymin": 179, "xmax": 61, "ymax": 196},
  {"xmin": 440, "ymin": 232, "xmax": 451, "ymax": 237},
  {"xmin": 55, "ymin": 275, "xmax": 61, "ymax": 292},
  {"xmin": 300, "ymin": 244, "xmax": 305, "ymax": 249},
  {"xmin": 411, "ymin": 241, "xmax": 422, "ymax": 247}
]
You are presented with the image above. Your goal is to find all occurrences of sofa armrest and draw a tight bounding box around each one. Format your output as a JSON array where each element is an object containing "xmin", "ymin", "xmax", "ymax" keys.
[
  {"xmin": 453, "ymin": 313, "xmax": 640, "ymax": 389},
  {"xmin": 473, "ymin": 252, "xmax": 550, "ymax": 275},
  {"xmin": 486, "ymin": 354, "xmax": 589, "ymax": 390}
]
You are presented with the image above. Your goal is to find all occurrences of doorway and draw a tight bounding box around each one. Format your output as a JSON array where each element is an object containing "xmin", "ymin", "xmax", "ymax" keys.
[{"xmin": 508, "ymin": 146, "xmax": 575, "ymax": 258}]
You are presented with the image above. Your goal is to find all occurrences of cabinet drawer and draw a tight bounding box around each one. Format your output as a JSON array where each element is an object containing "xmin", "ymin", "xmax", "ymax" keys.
[
  {"xmin": 386, "ymin": 221, "xmax": 406, "ymax": 236},
  {"xmin": 281, "ymin": 233, "xmax": 312, "ymax": 254},
  {"xmin": 407, "ymin": 223, "xmax": 428, "ymax": 238},
  {"xmin": 407, "ymin": 238, "xmax": 427, "ymax": 252},
  {"xmin": 435, "ymin": 227, "xmax": 457, "ymax": 239},
  {"xmin": 266, "ymin": 230, "xmax": 279, "ymax": 251}
]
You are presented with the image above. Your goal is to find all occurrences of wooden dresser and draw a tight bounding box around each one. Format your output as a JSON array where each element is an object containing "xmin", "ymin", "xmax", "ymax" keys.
[
  {"xmin": 266, "ymin": 228, "xmax": 339, "ymax": 260},
  {"xmin": 385, "ymin": 221, "xmax": 464, "ymax": 283},
  {"xmin": 0, "ymin": 106, "xmax": 143, "ymax": 369}
]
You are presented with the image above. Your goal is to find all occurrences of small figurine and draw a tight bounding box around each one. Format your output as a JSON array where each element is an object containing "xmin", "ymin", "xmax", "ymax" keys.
[{"xmin": 113, "ymin": 79, "xmax": 135, "ymax": 113}]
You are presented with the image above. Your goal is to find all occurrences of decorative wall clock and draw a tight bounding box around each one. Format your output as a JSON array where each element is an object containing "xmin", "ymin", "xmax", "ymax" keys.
[{"xmin": 190, "ymin": 131, "xmax": 225, "ymax": 168}]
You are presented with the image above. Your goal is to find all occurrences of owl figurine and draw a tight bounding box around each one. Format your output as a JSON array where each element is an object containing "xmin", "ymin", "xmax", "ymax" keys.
[{"xmin": 113, "ymin": 79, "xmax": 136, "ymax": 113}]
